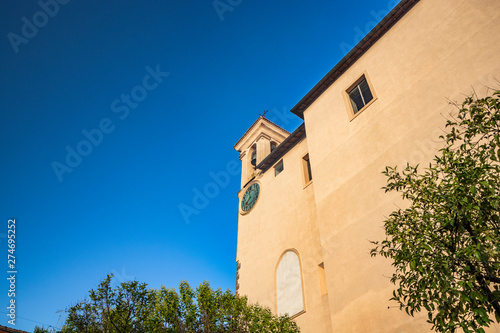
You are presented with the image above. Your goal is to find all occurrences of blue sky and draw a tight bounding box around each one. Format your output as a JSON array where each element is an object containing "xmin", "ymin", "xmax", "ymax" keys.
[{"xmin": 0, "ymin": 0, "xmax": 399, "ymax": 331}]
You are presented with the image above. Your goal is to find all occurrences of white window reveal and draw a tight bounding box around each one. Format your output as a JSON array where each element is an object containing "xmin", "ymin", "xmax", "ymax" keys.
[{"xmin": 276, "ymin": 250, "xmax": 304, "ymax": 317}]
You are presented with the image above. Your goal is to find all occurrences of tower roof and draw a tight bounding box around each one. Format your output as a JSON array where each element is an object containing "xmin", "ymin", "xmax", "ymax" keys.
[{"xmin": 233, "ymin": 116, "xmax": 291, "ymax": 152}]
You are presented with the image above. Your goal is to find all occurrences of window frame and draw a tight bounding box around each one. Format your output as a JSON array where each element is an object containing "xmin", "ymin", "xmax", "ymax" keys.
[
  {"xmin": 343, "ymin": 72, "xmax": 377, "ymax": 121},
  {"xmin": 318, "ymin": 262, "xmax": 328, "ymax": 296},
  {"xmin": 270, "ymin": 141, "xmax": 278, "ymax": 153},
  {"xmin": 301, "ymin": 154, "xmax": 313, "ymax": 188},
  {"xmin": 275, "ymin": 249, "xmax": 306, "ymax": 318}
]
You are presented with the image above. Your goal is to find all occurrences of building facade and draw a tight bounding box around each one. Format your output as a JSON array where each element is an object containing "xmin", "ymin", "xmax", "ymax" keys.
[{"xmin": 234, "ymin": 0, "xmax": 500, "ymax": 332}]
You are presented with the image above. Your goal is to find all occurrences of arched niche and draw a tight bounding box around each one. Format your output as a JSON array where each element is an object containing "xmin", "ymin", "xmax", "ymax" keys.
[{"xmin": 276, "ymin": 250, "xmax": 304, "ymax": 316}]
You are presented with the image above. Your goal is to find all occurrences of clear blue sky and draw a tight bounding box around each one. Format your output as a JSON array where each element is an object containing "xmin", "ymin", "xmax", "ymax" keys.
[{"xmin": 0, "ymin": 0, "xmax": 399, "ymax": 331}]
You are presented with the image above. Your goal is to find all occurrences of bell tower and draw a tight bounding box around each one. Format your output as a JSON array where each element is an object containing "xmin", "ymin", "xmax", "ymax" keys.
[{"xmin": 233, "ymin": 116, "xmax": 290, "ymax": 187}]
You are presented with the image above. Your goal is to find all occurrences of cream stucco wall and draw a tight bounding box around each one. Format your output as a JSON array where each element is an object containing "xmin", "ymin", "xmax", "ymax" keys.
[
  {"xmin": 302, "ymin": 0, "xmax": 500, "ymax": 332},
  {"xmin": 236, "ymin": 138, "xmax": 332, "ymax": 332},
  {"xmin": 235, "ymin": 0, "xmax": 500, "ymax": 332}
]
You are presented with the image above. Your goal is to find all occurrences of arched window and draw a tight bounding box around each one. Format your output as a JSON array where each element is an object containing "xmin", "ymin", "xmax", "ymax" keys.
[
  {"xmin": 251, "ymin": 149, "xmax": 257, "ymax": 167},
  {"xmin": 276, "ymin": 250, "xmax": 304, "ymax": 316},
  {"xmin": 270, "ymin": 141, "xmax": 277, "ymax": 153},
  {"xmin": 249, "ymin": 144, "xmax": 257, "ymax": 168}
]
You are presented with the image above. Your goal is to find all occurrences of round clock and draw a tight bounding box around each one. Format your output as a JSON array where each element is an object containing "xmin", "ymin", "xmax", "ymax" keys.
[{"xmin": 241, "ymin": 183, "xmax": 260, "ymax": 213}]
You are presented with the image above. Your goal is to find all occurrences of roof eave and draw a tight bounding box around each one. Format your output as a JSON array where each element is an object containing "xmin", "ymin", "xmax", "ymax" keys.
[
  {"xmin": 233, "ymin": 116, "xmax": 291, "ymax": 152},
  {"xmin": 256, "ymin": 123, "xmax": 306, "ymax": 172},
  {"xmin": 290, "ymin": 0, "xmax": 420, "ymax": 118}
]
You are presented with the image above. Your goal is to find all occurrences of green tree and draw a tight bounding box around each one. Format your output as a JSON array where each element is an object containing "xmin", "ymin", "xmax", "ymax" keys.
[
  {"xmin": 371, "ymin": 90, "xmax": 500, "ymax": 332},
  {"xmin": 40, "ymin": 274, "xmax": 300, "ymax": 333}
]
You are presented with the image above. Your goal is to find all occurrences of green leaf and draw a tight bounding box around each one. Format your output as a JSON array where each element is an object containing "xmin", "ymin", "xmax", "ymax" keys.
[{"xmin": 371, "ymin": 91, "xmax": 500, "ymax": 333}]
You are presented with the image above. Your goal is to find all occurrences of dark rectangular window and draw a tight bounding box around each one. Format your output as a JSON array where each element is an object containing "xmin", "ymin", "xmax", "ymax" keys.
[
  {"xmin": 275, "ymin": 160, "xmax": 284, "ymax": 176},
  {"xmin": 303, "ymin": 154, "xmax": 312, "ymax": 182},
  {"xmin": 348, "ymin": 77, "xmax": 373, "ymax": 114}
]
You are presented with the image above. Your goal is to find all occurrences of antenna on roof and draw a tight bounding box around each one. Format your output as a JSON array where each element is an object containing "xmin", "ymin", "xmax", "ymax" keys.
[{"xmin": 260, "ymin": 110, "xmax": 268, "ymax": 118}]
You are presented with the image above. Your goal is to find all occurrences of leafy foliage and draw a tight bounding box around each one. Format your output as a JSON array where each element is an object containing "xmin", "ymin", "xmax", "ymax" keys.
[
  {"xmin": 38, "ymin": 274, "xmax": 300, "ymax": 333},
  {"xmin": 371, "ymin": 91, "xmax": 500, "ymax": 332}
]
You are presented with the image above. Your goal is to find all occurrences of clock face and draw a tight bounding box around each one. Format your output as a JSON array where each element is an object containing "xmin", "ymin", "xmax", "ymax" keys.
[{"xmin": 241, "ymin": 183, "xmax": 260, "ymax": 213}]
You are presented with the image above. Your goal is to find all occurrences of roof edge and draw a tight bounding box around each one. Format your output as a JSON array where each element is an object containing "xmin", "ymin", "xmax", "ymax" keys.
[
  {"xmin": 233, "ymin": 116, "xmax": 291, "ymax": 151},
  {"xmin": 290, "ymin": 0, "xmax": 420, "ymax": 118},
  {"xmin": 0, "ymin": 325, "xmax": 30, "ymax": 333},
  {"xmin": 256, "ymin": 123, "xmax": 306, "ymax": 172}
]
